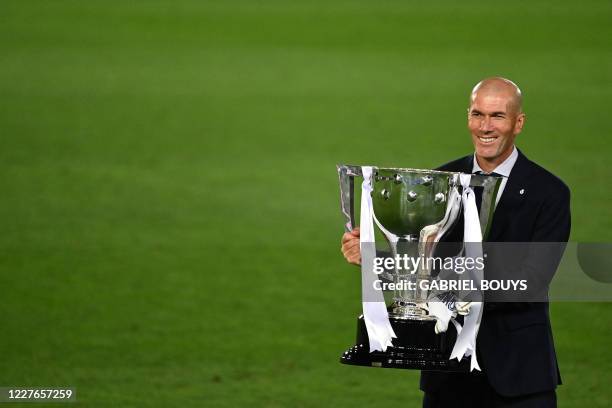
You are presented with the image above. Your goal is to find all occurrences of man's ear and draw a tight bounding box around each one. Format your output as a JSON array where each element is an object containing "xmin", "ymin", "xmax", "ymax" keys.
[{"xmin": 514, "ymin": 112, "xmax": 526, "ymax": 134}]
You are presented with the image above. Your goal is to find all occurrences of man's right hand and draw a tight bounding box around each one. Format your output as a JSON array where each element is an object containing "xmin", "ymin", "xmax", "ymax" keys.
[{"xmin": 341, "ymin": 227, "xmax": 361, "ymax": 265}]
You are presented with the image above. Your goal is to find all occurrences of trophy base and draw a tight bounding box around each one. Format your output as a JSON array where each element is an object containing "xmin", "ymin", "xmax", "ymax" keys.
[{"xmin": 340, "ymin": 315, "xmax": 470, "ymax": 372}]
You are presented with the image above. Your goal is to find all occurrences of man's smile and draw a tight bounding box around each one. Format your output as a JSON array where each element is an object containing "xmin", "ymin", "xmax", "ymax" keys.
[{"xmin": 477, "ymin": 136, "xmax": 498, "ymax": 144}]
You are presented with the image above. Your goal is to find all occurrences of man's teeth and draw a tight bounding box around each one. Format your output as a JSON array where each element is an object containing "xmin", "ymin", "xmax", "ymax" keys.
[{"xmin": 479, "ymin": 137, "xmax": 496, "ymax": 143}]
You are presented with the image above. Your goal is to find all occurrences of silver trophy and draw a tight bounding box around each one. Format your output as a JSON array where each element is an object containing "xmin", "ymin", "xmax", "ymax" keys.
[{"xmin": 337, "ymin": 165, "xmax": 502, "ymax": 371}]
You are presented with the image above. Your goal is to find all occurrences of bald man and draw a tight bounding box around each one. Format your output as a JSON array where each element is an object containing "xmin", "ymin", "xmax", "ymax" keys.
[{"xmin": 341, "ymin": 78, "xmax": 570, "ymax": 407}]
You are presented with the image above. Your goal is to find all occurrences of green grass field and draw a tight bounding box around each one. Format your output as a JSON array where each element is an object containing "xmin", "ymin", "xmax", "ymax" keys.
[{"xmin": 1, "ymin": 1, "xmax": 611, "ymax": 406}]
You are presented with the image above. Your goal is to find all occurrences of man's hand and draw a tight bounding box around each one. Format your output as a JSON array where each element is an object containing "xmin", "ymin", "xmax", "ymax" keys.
[
  {"xmin": 341, "ymin": 227, "xmax": 361, "ymax": 265},
  {"xmin": 456, "ymin": 301, "xmax": 472, "ymax": 316},
  {"xmin": 427, "ymin": 299, "xmax": 472, "ymax": 334}
]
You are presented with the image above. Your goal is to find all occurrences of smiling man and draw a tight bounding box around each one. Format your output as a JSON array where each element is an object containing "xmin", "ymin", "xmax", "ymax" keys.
[
  {"xmin": 341, "ymin": 77, "xmax": 571, "ymax": 407},
  {"xmin": 468, "ymin": 78, "xmax": 524, "ymax": 173}
]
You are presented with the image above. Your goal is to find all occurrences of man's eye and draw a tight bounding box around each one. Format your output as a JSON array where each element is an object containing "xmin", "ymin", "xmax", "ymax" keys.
[{"xmin": 471, "ymin": 112, "xmax": 481, "ymax": 117}]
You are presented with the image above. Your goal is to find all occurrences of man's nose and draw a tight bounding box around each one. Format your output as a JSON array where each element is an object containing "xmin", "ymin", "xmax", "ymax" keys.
[{"xmin": 480, "ymin": 116, "xmax": 494, "ymax": 132}]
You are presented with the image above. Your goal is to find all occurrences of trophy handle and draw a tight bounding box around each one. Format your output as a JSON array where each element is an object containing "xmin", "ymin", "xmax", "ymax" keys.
[{"xmin": 337, "ymin": 165, "xmax": 362, "ymax": 232}]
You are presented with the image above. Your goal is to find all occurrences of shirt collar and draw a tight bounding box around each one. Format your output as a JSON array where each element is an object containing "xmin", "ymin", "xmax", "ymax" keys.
[{"xmin": 472, "ymin": 146, "xmax": 518, "ymax": 177}]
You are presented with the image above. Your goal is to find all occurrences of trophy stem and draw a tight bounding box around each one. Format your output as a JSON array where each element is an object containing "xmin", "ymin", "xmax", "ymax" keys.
[{"xmin": 384, "ymin": 235, "xmax": 433, "ymax": 320}]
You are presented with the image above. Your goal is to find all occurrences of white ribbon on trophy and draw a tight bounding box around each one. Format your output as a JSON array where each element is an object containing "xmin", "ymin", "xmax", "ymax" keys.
[
  {"xmin": 448, "ymin": 173, "xmax": 484, "ymax": 372},
  {"xmin": 426, "ymin": 185, "xmax": 462, "ymax": 336},
  {"xmin": 359, "ymin": 166, "xmax": 397, "ymax": 352},
  {"xmin": 426, "ymin": 174, "xmax": 483, "ymax": 371}
]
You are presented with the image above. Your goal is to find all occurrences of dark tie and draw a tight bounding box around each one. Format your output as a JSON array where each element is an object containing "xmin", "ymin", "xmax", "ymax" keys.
[{"xmin": 473, "ymin": 171, "xmax": 502, "ymax": 211}]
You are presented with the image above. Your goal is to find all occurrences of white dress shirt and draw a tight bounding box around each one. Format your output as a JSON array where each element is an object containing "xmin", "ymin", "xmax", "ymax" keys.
[{"xmin": 472, "ymin": 146, "xmax": 518, "ymax": 206}]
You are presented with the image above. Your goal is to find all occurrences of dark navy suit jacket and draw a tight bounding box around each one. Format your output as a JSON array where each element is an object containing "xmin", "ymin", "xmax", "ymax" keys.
[{"xmin": 420, "ymin": 149, "xmax": 571, "ymax": 397}]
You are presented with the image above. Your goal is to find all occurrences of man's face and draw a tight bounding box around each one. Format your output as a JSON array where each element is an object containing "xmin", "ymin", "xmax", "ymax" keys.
[{"xmin": 467, "ymin": 91, "xmax": 525, "ymax": 164}]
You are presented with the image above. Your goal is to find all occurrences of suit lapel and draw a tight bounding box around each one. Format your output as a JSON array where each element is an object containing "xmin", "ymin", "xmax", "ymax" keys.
[{"xmin": 461, "ymin": 155, "xmax": 474, "ymax": 173}]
